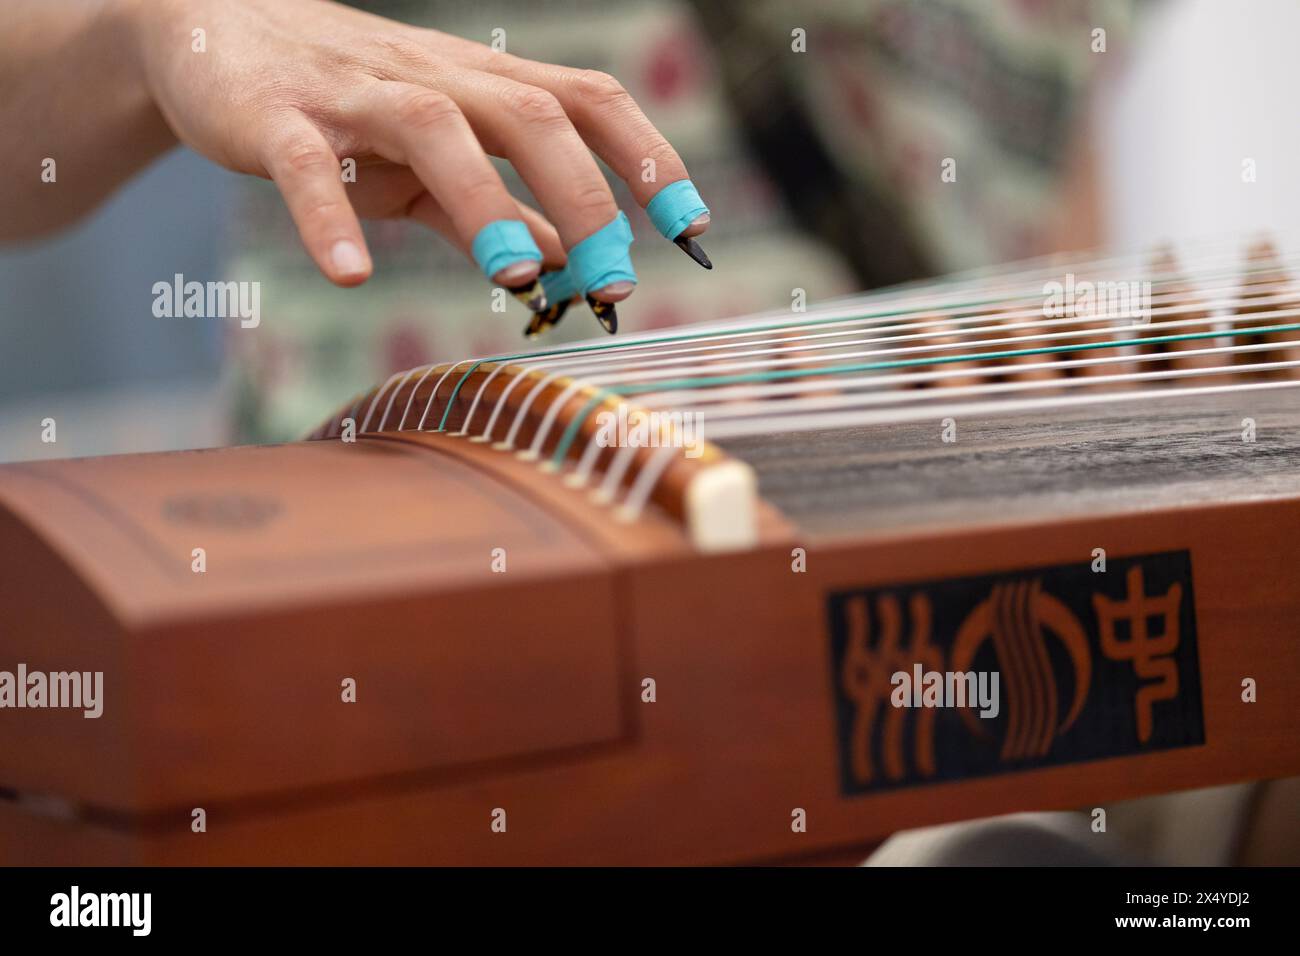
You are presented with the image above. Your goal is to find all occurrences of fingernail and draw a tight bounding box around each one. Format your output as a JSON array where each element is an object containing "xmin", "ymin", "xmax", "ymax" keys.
[
  {"xmin": 673, "ymin": 235, "xmax": 713, "ymax": 270},
  {"xmin": 524, "ymin": 298, "xmax": 573, "ymax": 338},
  {"xmin": 506, "ymin": 278, "xmax": 548, "ymax": 312},
  {"xmin": 682, "ymin": 213, "xmax": 711, "ymax": 234},
  {"xmin": 493, "ymin": 260, "xmax": 541, "ymax": 286},
  {"xmin": 585, "ymin": 294, "xmax": 618, "ymax": 335},
  {"xmin": 589, "ymin": 280, "xmax": 636, "ymax": 302},
  {"xmin": 331, "ymin": 239, "xmax": 370, "ymax": 278}
]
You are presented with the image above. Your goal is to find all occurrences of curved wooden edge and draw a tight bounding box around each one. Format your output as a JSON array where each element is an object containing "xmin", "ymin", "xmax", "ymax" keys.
[
  {"xmin": 307, "ymin": 363, "xmax": 795, "ymax": 552},
  {"xmin": 361, "ymin": 430, "xmax": 794, "ymax": 559}
]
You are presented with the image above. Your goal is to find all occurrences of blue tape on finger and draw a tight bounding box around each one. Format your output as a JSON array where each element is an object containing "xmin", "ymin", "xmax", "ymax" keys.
[
  {"xmin": 540, "ymin": 268, "xmax": 578, "ymax": 304},
  {"xmin": 566, "ymin": 212, "xmax": 636, "ymax": 295},
  {"xmin": 471, "ymin": 219, "xmax": 543, "ymax": 280},
  {"xmin": 645, "ymin": 179, "xmax": 709, "ymax": 240}
]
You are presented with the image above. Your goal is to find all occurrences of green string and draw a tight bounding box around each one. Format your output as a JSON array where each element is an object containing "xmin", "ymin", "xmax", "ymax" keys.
[{"xmin": 546, "ymin": 322, "xmax": 1300, "ymax": 465}]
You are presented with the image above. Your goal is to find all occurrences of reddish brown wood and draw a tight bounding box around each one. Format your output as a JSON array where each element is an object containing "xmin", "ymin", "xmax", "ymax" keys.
[{"xmin": 1, "ymin": 431, "xmax": 1297, "ymax": 864}]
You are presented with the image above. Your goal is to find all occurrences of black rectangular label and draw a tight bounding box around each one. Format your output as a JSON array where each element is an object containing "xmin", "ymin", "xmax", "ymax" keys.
[{"xmin": 826, "ymin": 550, "xmax": 1204, "ymax": 794}]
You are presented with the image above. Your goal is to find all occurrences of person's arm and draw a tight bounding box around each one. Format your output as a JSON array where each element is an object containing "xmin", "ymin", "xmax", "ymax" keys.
[
  {"xmin": 1, "ymin": 0, "xmax": 176, "ymax": 242},
  {"xmin": 1, "ymin": 0, "xmax": 710, "ymax": 301}
]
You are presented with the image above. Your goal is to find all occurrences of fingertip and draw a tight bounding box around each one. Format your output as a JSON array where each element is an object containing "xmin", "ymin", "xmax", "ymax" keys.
[
  {"xmin": 330, "ymin": 270, "xmax": 371, "ymax": 289},
  {"xmin": 328, "ymin": 239, "xmax": 373, "ymax": 286}
]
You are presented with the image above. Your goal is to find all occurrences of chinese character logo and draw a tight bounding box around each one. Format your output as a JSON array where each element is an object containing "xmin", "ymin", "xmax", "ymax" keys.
[
  {"xmin": 829, "ymin": 552, "xmax": 1203, "ymax": 794},
  {"xmin": 840, "ymin": 592, "xmax": 942, "ymax": 785},
  {"xmin": 1093, "ymin": 566, "xmax": 1183, "ymax": 743},
  {"xmin": 950, "ymin": 579, "xmax": 1092, "ymax": 760},
  {"xmin": 838, "ymin": 579, "xmax": 1092, "ymax": 783}
]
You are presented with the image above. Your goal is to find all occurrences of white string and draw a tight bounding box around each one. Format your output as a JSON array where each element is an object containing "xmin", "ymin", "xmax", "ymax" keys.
[
  {"xmin": 519, "ymin": 304, "xmax": 1300, "ymax": 460},
  {"xmin": 317, "ymin": 236, "xmax": 1300, "ymax": 439},
  {"xmin": 307, "ymin": 238, "xmax": 1300, "ymax": 533},
  {"xmin": 462, "ymin": 280, "xmax": 1299, "ymax": 447},
  {"xmin": 615, "ymin": 377, "xmax": 1300, "ymax": 520},
  {"xmin": 566, "ymin": 339, "xmax": 1300, "ymax": 485}
]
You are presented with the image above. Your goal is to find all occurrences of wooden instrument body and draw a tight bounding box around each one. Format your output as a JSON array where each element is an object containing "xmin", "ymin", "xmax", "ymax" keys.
[{"xmin": 2, "ymin": 430, "xmax": 1296, "ymax": 865}]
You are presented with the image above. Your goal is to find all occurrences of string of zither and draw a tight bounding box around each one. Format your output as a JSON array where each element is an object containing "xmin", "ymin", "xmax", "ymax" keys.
[
  {"xmin": 476, "ymin": 287, "xmax": 1300, "ymax": 455},
  {"xmin": 341, "ymin": 254, "xmax": 1300, "ymax": 438},
  {"xmin": 328, "ymin": 243, "xmax": 1297, "ymax": 436},
  {"xmin": 321, "ymin": 241, "xmax": 1300, "ymax": 526}
]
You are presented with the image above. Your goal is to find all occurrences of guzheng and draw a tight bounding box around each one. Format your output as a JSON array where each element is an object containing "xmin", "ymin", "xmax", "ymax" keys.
[{"xmin": 2, "ymin": 237, "xmax": 1299, "ymax": 865}]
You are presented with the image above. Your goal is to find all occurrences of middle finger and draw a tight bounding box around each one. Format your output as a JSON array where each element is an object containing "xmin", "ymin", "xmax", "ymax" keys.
[{"xmin": 433, "ymin": 68, "xmax": 636, "ymax": 303}]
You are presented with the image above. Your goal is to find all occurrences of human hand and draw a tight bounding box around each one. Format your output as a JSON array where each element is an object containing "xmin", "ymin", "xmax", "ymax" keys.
[{"xmin": 129, "ymin": 0, "xmax": 711, "ymax": 326}]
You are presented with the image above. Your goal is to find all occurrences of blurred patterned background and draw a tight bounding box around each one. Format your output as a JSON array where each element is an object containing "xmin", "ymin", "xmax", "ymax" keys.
[{"xmin": 4, "ymin": 0, "xmax": 1300, "ymax": 461}]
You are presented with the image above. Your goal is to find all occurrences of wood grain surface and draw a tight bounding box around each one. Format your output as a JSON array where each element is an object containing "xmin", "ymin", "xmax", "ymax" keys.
[{"xmin": 1, "ymin": 425, "xmax": 1296, "ymax": 863}]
